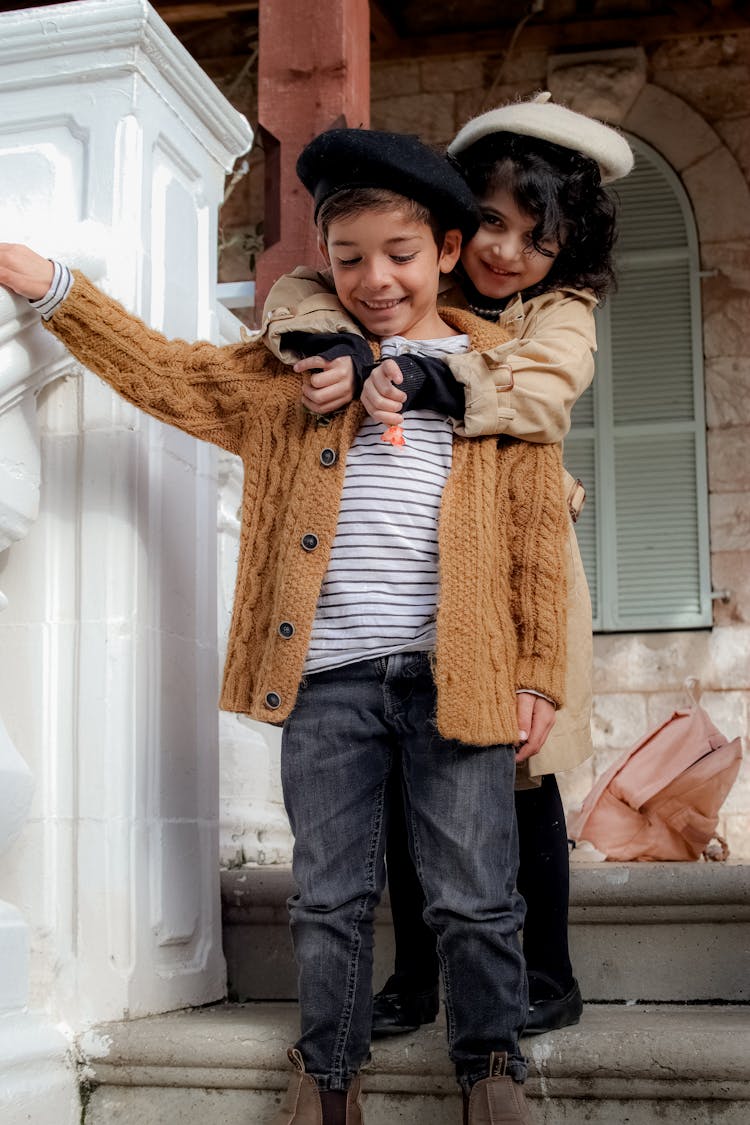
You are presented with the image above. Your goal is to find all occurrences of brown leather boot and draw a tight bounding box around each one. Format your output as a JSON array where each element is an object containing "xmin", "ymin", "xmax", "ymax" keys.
[
  {"xmin": 462, "ymin": 1052, "xmax": 534, "ymax": 1125},
  {"xmin": 271, "ymin": 1048, "xmax": 364, "ymax": 1125}
]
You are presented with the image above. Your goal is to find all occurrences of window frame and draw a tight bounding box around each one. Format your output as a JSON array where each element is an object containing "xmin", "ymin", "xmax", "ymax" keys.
[{"xmin": 567, "ymin": 134, "xmax": 712, "ymax": 633}]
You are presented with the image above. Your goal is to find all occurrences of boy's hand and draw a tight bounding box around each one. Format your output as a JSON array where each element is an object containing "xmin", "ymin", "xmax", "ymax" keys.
[
  {"xmin": 361, "ymin": 359, "xmax": 407, "ymax": 426},
  {"xmin": 0, "ymin": 243, "xmax": 54, "ymax": 300},
  {"xmin": 293, "ymin": 355, "xmax": 354, "ymax": 414},
  {"xmin": 515, "ymin": 692, "xmax": 556, "ymax": 764}
]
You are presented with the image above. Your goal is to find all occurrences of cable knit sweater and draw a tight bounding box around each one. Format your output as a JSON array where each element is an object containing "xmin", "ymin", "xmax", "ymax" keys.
[{"xmin": 44, "ymin": 272, "xmax": 567, "ymax": 746}]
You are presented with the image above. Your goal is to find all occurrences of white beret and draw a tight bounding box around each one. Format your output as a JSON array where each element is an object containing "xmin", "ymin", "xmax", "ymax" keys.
[{"xmin": 448, "ymin": 92, "xmax": 634, "ymax": 185}]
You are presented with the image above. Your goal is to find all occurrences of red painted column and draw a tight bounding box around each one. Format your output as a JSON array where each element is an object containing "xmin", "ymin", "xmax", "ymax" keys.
[{"xmin": 255, "ymin": 0, "xmax": 370, "ymax": 313}]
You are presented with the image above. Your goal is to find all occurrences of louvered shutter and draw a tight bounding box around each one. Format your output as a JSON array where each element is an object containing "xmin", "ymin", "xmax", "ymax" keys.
[{"xmin": 565, "ymin": 138, "xmax": 711, "ymax": 631}]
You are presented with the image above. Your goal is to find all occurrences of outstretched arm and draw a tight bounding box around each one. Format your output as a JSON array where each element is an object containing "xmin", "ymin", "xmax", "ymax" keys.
[
  {"xmin": 0, "ymin": 244, "xmax": 273, "ymax": 455},
  {"xmin": 0, "ymin": 242, "xmax": 54, "ymax": 298}
]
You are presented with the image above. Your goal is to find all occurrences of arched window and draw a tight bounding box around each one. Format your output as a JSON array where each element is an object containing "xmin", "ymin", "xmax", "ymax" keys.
[{"xmin": 564, "ymin": 136, "xmax": 712, "ymax": 632}]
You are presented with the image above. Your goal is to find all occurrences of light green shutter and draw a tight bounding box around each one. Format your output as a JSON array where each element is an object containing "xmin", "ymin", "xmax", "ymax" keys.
[{"xmin": 565, "ymin": 138, "xmax": 711, "ymax": 631}]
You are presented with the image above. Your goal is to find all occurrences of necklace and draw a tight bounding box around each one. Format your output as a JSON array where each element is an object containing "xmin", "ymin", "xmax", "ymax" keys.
[
  {"xmin": 468, "ymin": 302, "xmax": 504, "ymax": 320},
  {"xmin": 454, "ymin": 265, "xmax": 510, "ymax": 321}
]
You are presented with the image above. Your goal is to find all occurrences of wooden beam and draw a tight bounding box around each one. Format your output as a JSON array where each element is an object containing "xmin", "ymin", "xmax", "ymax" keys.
[
  {"xmin": 370, "ymin": 9, "xmax": 750, "ymax": 62},
  {"xmin": 156, "ymin": 2, "xmax": 258, "ymax": 26},
  {"xmin": 369, "ymin": 1, "xmax": 401, "ymax": 49},
  {"xmin": 254, "ymin": 0, "xmax": 371, "ymax": 313}
]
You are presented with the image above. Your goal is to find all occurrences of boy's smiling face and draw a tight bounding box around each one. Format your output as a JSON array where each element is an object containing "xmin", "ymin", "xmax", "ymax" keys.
[{"xmin": 321, "ymin": 208, "xmax": 461, "ymax": 340}]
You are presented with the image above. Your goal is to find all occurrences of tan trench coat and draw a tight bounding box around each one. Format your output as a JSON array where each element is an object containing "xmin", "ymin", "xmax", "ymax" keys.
[{"xmin": 261, "ymin": 268, "xmax": 597, "ymax": 777}]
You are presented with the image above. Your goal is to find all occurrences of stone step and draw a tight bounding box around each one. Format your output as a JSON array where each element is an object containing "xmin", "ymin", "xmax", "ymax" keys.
[
  {"xmin": 221, "ymin": 861, "xmax": 750, "ymax": 1004},
  {"xmin": 83, "ymin": 1001, "xmax": 750, "ymax": 1125}
]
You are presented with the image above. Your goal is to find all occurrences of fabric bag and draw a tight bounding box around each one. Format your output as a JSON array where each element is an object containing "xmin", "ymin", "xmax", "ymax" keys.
[{"xmin": 568, "ymin": 679, "xmax": 743, "ymax": 861}]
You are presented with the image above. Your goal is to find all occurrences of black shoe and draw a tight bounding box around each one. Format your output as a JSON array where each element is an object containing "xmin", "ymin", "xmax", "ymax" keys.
[
  {"xmin": 524, "ymin": 973, "xmax": 583, "ymax": 1035},
  {"xmin": 371, "ymin": 978, "xmax": 440, "ymax": 1038}
]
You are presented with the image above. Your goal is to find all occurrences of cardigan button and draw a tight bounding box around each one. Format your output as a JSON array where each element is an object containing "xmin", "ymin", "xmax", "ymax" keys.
[
  {"xmin": 264, "ymin": 691, "xmax": 282, "ymax": 710},
  {"xmin": 301, "ymin": 533, "xmax": 319, "ymax": 552},
  {"xmin": 320, "ymin": 447, "xmax": 337, "ymax": 467},
  {"xmin": 278, "ymin": 621, "xmax": 295, "ymax": 639}
]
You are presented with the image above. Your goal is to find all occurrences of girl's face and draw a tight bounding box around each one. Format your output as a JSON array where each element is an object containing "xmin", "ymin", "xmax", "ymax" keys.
[{"xmin": 461, "ymin": 187, "xmax": 559, "ymax": 300}]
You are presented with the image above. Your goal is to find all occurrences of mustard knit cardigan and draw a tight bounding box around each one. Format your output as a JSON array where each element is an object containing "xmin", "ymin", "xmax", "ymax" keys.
[{"xmin": 45, "ymin": 273, "xmax": 567, "ymax": 747}]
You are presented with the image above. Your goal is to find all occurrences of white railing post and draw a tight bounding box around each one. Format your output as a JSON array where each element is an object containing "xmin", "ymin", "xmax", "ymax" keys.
[
  {"xmin": 0, "ymin": 288, "xmax": 80, "ymax": 1125},
  {"xmin": 0, "ymin": 4, "xmax": 252, "ymax": 1117}
]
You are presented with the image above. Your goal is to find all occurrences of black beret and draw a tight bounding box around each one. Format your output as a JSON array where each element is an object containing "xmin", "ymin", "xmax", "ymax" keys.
[{"xmin": 297, "ymin": 128, "xmax": 481, "ymax": 240}]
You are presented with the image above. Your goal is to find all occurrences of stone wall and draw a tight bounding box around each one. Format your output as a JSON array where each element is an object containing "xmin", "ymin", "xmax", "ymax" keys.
[{"xmin": 368, "ymin": 32, "xmax": 750, "ymax": 857}]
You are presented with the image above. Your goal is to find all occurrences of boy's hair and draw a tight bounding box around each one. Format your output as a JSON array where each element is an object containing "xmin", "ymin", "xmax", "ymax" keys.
[
  {"xmin": 317, "ymin": 187, "xmax": 447, "ymax": 250},
  {"xmin": 453, "ymin": 131, "xmax": 618, "ymax": 300}
]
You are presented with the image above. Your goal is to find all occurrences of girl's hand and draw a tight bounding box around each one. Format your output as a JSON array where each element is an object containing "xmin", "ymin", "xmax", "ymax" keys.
[
  {"xmin": 515, "ymin": 692, "xmax": 556, "ymax": 763},
  {"xmin": 293, "ymin": 355, "xmax": 354, "ymax": 414},
  {"xmin": 362, "ymin": 360, "xmax": 407, "ymax": 425},
  {"xmin": 359, "ymin": 360, "xmax": 407, "ymax": 425},
  {"xmin": 361, "ymin": 359, "xmax": 406, "ymax": 426},
  {"xmin": 0, "ymin": 243, "xmax": 54, "ymax": 300}
]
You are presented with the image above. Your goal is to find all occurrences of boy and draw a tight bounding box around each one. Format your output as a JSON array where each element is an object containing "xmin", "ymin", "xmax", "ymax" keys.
[{"xmin": 0, "ymin": 128, "xmax": 567, "ymax": 1125}]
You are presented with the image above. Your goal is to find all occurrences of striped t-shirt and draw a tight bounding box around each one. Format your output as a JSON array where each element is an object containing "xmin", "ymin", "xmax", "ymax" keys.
[{"xmin": 304, "ymin": 332, "xmax": 470, "ymax": 675}]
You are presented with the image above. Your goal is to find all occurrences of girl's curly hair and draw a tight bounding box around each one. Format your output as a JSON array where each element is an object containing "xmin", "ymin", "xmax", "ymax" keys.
[{"xmin": 452, "ymin": 131, "xmax": 618, "ymax": 300}]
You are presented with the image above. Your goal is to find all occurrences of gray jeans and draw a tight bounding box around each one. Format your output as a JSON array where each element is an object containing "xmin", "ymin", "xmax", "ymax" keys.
[{"xmin": 281, "ymin": 651, "xmax": 527, "ymax": 1091}]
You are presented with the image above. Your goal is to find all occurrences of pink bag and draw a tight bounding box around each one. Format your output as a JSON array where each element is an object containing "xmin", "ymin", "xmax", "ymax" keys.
[{"xmin": 568, "ymin": 680, "xmax": 743, "ymax": 861}]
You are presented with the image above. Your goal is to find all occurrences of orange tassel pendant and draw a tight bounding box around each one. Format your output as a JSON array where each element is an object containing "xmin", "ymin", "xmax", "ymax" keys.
[{"xmin": 381, "ymin": 424, "xmax": 406, "ymax": 447}]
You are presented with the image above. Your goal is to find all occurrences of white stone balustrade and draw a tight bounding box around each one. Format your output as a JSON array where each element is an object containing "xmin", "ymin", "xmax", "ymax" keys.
[
  {"xmin": 0, "ymin": 240, "xmax": 79, "ymax": 1125},
  {"xmin": 0, "ymin": 2, "xmax": 252, "ymax": 1121},
  {"xmin": 216, "ymin": 447, "xmax": 291, "ymax": 870}
]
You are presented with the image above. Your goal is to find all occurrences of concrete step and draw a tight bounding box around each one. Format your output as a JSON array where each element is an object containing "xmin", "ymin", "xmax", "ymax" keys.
[
  {"xmin": 82, "ymin": 1001, "xmax": 750, "ymax": 1124},
  {"xmin": 221, "ymin": 861, "xmax": 750, "ymax": 1004}
]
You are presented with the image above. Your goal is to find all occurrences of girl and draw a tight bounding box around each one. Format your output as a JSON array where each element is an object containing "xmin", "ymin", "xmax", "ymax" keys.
[{"xmin": 261, "ymin": 92, "xmax": 633, "ymax": 1037}]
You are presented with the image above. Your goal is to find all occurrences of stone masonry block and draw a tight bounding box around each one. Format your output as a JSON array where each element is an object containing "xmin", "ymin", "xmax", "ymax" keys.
[
  {"xmin": 648, "ymin": 32, "xmax": 749, "ymax": 72},
  {"xmin": 715, "ymin": 115, "xmax": 750, "ymax": 182},
  {"xmin": 593, "ymin": 629, "xmax": 749, "ymax": 694},
  {"xmin": 499, "ymin": 48, "xmax": 547, "ymax": 86},
  {"xmin": 623, "ymin": 83, "xmax": 719, "ymax": 173},
  {"xmin": 708, "ymin": 625, "xmax": 750, "ymax": 690},
  {"xmin": 701, "ymin": 690, "xmax": 750, "ymax": 741},
  {"xmin": 591, "ymin": 745, "xmax": 633, "ymax": 778},
  {"xmin": 547, "ymin": 48, "xmax": 646, "ymax": 124},
  {"xmin": 371, "ymin": 59, "xmax": 421, "ymax": 101},
  {"xmin": 652, "ymin": 62, "xmax": 750, "ymax": 124},
  {"xmin": 420, "ymin": 56, "xmax": 486, "ymax": 94},
  {"xmin": 701, "ymin": 240, "xmax": 750, "ymax": 292},
  {"xmin": 591, "ymin": 692, "xmax": 648, "ymax": 751},
  {"xmin": 592, "ymin": 632, "xmax": 711, "ymax": 694},
  {"xmin": 645, "ymin": 691, "xmax": 695, "ymax": 727},
  {"xmin": 454, "ymin": 88, "xmax": 483, "ymax": 131},
  {"xmin": 703, "ymin": 290, "xmax": 750, "ymax": 360},
  {"xmin": 710, "ymin": 492, "xmax": 750, "ymax": 552},
  {"xmin": 706, "ymin": 357, "xmax": 750, "ymax": 428},
  {"xmin": 712, "ymin": 551, "xmax": 750, "ymax": 625},
  {"xmin": 371, "ymin": 91, "xmax": 455, "ymax": 145},
  {"xmin": 715, "ymin": 752, "xmax": 750, "ymax": 817},
  {"xmin": 719, "ymin": 812, "xmax": 750, "ymax": 858},
  {"xmin": 708, "ymin": 426, "xmax": 750, "ymax": 492},
  {"xmin": 683, "ymin": 146, "xmax": 750, "ymax": 244}
]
